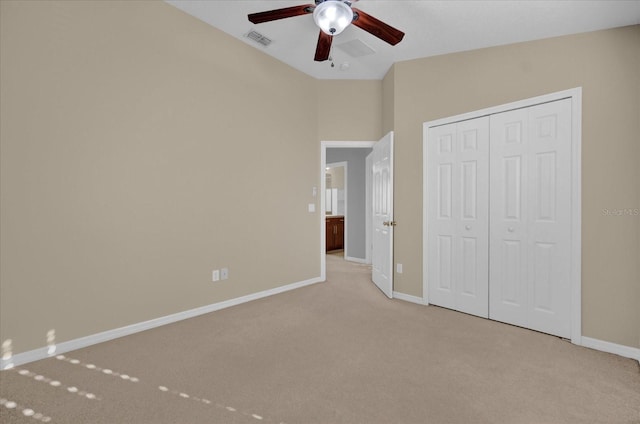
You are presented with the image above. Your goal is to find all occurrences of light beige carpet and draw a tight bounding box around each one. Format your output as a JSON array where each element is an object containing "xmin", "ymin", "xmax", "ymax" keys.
[{"xmin": 1, "ymin": 254, "xmax": 639, "ymax": 423}]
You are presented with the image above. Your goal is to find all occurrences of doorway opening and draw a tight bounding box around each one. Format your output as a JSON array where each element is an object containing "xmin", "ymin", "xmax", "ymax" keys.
[
  {"xmin": 320, "ymin": 141, "xmax": 375, "ymax": 281},
  {"xmin": 325, "ymin": 161, "xmax": 347, "ymax": 257}
]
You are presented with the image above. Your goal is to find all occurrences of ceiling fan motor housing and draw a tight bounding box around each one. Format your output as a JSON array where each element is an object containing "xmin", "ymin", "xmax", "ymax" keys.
[{"xmin": 313, "ymin": 0, "xmax": 355, "ymax": 36}]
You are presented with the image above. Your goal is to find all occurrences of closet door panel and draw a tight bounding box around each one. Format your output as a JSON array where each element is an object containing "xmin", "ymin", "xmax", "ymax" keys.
[
  {"xmin": 489, "ymin": 108, "xmax": 529, "ymax": 327},
  {"xmin": 427, "ymin": 118, "xmax": 489, "ymax": 318},
  {"xmin": 455, "ymin": 119, "xmax": 489, "ymax": 317},
  {"xmin": 489, "ymin": 99, "xmax": 572, "ymax": 338},
  {"xmin": 527, "ymin": 99, "xmax": 572, "ymax": 338},
  {"xmin": 427, "ymin": 124, "xmax": 458, "ymax": 309}
]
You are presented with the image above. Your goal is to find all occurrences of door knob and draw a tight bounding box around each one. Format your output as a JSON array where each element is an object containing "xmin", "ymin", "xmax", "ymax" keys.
[
  {"xmin": 465, "ymin": 225, "xmax": 471, "ymax": 230},
  {"xmin": 383, "ymin": 221, "xmax": 397, "ymax": 227},
  {"xmin": 508, "ymin": 227, "xmax": 515, "ymax": 232}
]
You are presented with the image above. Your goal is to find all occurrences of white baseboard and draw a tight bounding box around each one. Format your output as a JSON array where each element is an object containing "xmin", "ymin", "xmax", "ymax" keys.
[
  {"xmin": 388, "ymin": 299, "xmax": 639, "ymax": 363},
  {"xmin": 345, "ymin": 256, "xmax": 369, "ymax": 264},
  {"xmin": 5, "ymin": 280, "xmax": 637, "ymax": 369},
  {"xmin": 393, "ymin": 291, "xmax": 426, "ymax": 305},
  {"xmin": 1, "ymin": 276, "xmax": 323, "ymax": 370},
  {"xmin": 580, "ymin": 336, "xmax": 640, "ymax": 361}
]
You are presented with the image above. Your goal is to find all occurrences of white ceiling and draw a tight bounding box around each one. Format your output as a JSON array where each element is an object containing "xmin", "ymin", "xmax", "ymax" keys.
[{"xmin": 165, "ymin": 0, "xmax": 640, "ymax": 80}]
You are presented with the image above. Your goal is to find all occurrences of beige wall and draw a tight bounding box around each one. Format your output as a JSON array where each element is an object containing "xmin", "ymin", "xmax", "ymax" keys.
[
  {"xmin": 0, "ymin": 1, "xmax": 320, "ymax": 354},
  {"xmin": 389, "ymin": 25, "xmax": 640, "ymax": 349},
  {"xmin": 317, "ymin": 80, "xmax": 382, "ymax": 141},
  {"xmin": 381, "ymin": 65, "xmax": 395, "ymax": 135}
]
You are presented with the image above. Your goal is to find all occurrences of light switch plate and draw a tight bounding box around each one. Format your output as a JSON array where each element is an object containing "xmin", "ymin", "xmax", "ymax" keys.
[{"xmin": 308, "ymin": 203, "xmax": 316, "ymax": 213}]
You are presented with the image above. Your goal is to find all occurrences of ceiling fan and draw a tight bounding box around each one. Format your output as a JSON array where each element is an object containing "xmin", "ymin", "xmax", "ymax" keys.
[{"xmin": 248, "ymin": 0, "xmax": 405, "ymax": 62}]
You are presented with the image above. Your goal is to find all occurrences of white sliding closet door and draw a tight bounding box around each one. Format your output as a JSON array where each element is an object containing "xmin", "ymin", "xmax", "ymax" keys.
[
  {"xmin": 427, "ymin": 117, "xmax": 489, "ymax": 318},
  {"xmin": 489, "ymin": 99, "xmax": 572, "ymax": 338}
]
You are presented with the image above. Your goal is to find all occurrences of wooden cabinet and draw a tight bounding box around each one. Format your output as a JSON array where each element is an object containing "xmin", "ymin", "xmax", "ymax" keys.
[{"xmin": 326, "ymin": 216, "xmax": 344, "ymax": 252}]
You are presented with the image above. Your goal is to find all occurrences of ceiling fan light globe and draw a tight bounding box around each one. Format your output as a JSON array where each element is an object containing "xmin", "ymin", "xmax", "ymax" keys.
[{"xmin": 313, "ymin": 1, "xmax": 353, "ymax": 36}]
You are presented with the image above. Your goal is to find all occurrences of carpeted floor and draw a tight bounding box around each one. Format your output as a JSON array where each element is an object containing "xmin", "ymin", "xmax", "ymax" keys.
[{"xmin": 1, "ymin": 254, "xmax": 639, "ymax": 423}]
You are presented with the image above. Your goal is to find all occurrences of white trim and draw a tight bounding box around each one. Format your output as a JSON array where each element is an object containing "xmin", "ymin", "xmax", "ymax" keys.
[
  {"xmin": 320, "ymin": 141, "xmax": 376, "ymax": 280},
  {"xmin": 422, "ymin": 116, "xmax": 430, "ymax": 308},
  {"xmin": 570, "ymin": 89, "xmax": 583, "ymax": 346},
  {"xmin": 423, "ymin": 87, "xmax": 582, "ymax": 344},
  {"xmin": 581, "ymin": 337, "xmax": 640, "ymax": 361},
  {"xmin": 425, "ymin": 88, "xmax": 582, "ymax": 129},
  {"xmin": 393, "ymin": 291, "xmax": 426, "ymax": 305},
  {"xmin": 320, "ymin": 144, "xmax": 327, "ymax": 281},
  {"xmin": 345, "ymin": 256, "xmax": 368, "ymax": 264},
  {"xmin": 1, "ymin": 276, "xmax": 323, "ymax": 370}
]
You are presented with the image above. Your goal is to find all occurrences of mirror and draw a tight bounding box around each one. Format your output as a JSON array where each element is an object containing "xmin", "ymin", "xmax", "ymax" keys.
[{"xmin": 325, "ymin": 164, "xmax": 345, "ymax": 216}]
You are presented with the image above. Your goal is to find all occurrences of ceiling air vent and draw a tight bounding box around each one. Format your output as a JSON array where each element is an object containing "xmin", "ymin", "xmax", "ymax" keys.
[
  {"xmin": 246, "ymin": 30, "xmax": 272, "ymax": 47},
  {"xmin": 335, "ymin": 39, "xmax": 375, "ymax": 58}
]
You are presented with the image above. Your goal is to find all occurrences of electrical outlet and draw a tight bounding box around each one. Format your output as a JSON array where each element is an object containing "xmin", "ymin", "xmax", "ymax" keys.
[
  {"xmin": 212, "ymin": 270, "xmax": 220, "ymax": 282},
  {"xmin": 221, "ymin": 268, "xmax": 229, "ymax": 280}
]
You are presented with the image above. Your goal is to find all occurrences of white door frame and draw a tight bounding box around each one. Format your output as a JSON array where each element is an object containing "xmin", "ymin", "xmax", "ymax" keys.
[
  {"xmin": 321, "ymin": 141, "xmax": 376, "ymax": 281},
  {"xmin": 422, "ymin": 87, "xmax": 582, "ymax": 344}
]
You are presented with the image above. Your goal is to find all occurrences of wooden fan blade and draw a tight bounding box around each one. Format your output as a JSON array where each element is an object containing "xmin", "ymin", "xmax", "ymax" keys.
[
  {"xmin": 314, "ymin": 31, "xmax": 333, "ymax": 62},
  {"xmin": 248, "ymin": 5, "xmax": 315, "ymax": 24},
  {"xmin": 351, "ymin": 8, "xmax": 405, "ymax": 45}
]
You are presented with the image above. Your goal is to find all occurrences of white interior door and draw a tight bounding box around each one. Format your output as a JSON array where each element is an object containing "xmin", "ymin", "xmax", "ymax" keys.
[
  {"xmin": 427, "ymin": 117, "xmax": 489, "ymax": 318},
  {"xmin": 371, "ymin": 132, "xmax": 394, "ymax": 298},
  {"xmin": 489, "ymin": 98, "xmax": 572, "ymax": 338}
]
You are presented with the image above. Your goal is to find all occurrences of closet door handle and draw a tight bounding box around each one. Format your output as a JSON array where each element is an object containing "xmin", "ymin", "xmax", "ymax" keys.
[
  {"xmin": 465, "ymin": 225, "xmax": 471, "ymax": 230},
  {"xmin": 508, "ymin": 227, "xmax": 515, "ymax": 233}
]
